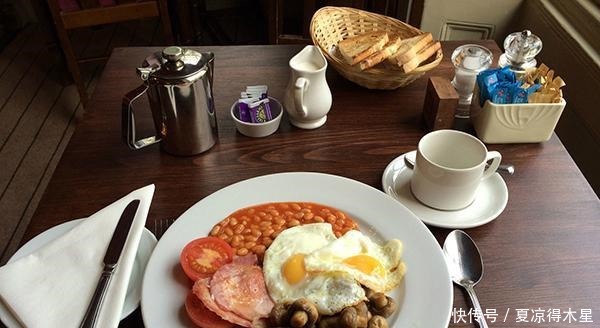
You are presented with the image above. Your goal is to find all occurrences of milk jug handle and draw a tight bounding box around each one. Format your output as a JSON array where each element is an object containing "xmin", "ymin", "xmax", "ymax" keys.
[
  {"xmin": 293, "ymin": 77, "xmax": 309, "ymax": 118},
  {"xmin": 122, "ymin": 84, "xmax": 161, "ymax": 150}
]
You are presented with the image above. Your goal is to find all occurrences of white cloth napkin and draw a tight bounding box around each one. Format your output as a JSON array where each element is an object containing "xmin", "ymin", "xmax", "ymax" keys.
[{"xmin": 0, "ymin": 184, "xmax": 155, "ymax": 328}]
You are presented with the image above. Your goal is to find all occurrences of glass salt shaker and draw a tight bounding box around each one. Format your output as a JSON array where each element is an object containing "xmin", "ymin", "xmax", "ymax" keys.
[
  {"xmin": 451, "ymin": 44, "xmax": 493, "ymax": 118},
  {"xmin": 498, "ymin": 30, "xmax": 542, "ymax": 76}
]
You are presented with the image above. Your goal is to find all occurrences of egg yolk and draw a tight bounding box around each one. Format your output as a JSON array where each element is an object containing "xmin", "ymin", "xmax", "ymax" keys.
[
  {"xmin": 343, "ymin": 255, "xmax": 385, "ymax": 276},
  {"xmin": 282, "ymin": 254, "xmax": 306, "ymax": 285}
]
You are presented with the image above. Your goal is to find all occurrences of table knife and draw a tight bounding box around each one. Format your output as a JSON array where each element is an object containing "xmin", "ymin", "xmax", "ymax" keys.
[{"xmin": 80, "ymin": 199, "xmax": 140, "ymax": 328}]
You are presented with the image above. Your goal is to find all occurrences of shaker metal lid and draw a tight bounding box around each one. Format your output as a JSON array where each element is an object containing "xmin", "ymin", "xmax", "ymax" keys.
[
  {"xmin": 138, "ymin": 46, "xmax": 213, "ymax": 82},
  {"xmin": 451, "ymin": 44, "xmax": 493, "ymax": 73}
]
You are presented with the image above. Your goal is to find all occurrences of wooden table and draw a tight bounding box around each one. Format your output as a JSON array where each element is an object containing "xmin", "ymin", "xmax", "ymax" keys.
[{"xmin": 19, "ymin": 41, "xmax": 600, "ymax": 327}]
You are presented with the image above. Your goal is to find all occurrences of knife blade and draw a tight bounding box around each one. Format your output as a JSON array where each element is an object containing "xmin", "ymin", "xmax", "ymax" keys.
[{"xmin": 80, "ymin": 199, "xmax": 140, "ymax": 328}]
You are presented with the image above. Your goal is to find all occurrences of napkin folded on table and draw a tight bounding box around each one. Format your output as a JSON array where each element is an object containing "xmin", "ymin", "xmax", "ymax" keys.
[{"xmin": 0, "ymin": 184, "xmax": 155, "ymax": 328}]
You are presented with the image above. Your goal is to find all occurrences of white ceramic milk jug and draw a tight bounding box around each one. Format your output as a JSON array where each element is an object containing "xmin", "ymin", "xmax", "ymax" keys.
[{"xmin": 284, "ymin": 45, "xmax": 332, "ymax": 129}]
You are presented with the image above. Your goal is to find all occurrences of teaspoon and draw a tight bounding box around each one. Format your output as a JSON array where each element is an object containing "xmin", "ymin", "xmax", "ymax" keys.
[
  {"xmin": 443, "ymin": 230, "xmax": 488, "ymax": 328},
  {"xmin": 403, "ymin": 150, "xmax": 515, "ymax": 175}
]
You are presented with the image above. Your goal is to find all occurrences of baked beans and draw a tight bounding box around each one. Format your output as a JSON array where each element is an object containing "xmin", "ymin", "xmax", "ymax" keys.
[{"xmin": 210, "ymin": 202, "xmax": 359, "ymax": 261}]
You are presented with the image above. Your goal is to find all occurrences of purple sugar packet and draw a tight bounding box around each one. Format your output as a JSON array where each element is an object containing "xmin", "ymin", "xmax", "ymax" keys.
[
  {"xmin": 238, "ymin": 97, "xmax": 259, "ymax": 122},
  {"xmin": 248, "ymin": 98, "xmax": 272, "ymax": 123},
  {"xmin": 238, "ymin": 102, "xmax": 251, "ymax": 122}
]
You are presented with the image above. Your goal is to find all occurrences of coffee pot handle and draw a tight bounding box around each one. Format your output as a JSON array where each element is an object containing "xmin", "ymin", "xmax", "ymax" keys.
[
  {"xmin": 122, "ymin": 85, "xmax": 161, "ymax": 149},
  {"xmin": 293, "ymin": 77, "xmax": 309, "ymax": 118}
]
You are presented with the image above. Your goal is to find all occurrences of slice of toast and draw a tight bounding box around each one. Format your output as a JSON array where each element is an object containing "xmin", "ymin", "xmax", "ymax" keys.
[
  {"xmin": 338, "ymin": 32, "xmax": 389, "ymax": 65},
  {"xmin": 387, "ymin": 32, "xmax": 433, "ymax": 66},
  {"xmin": 359, "ymin": 34, "xmax": 403, "ymax": 70},
  {"xmin": 402, "ymin": 41, "xmax": 441, "ymax": 73}
]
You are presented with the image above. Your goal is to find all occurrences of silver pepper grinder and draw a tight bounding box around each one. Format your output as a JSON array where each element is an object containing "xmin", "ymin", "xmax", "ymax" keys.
[{"xmin": 498, "ymin": 30, "xmax": 542, "ymax": 76}]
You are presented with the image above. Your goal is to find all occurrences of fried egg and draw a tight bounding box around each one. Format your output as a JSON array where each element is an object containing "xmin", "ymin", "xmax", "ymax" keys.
[
  {"xmin": 262, "ymin": 223, "xmax": 366, "ymax": 315},
  {"xmin": 304, "ymin": 229, "xmax": 406, "ymax": 293}
]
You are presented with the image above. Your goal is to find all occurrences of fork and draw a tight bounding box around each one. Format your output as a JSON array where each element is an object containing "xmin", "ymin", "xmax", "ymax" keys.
[{"xmin": 152, "ymin": 218, "xmax": 176, "ymax": 239}]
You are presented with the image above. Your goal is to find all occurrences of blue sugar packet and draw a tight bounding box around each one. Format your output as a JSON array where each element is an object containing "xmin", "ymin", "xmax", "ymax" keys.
[
  {"xmin": 514, "ymin": 83, "xmax": 542, "ymax": 103},
  {"xmin": 495, "ymin": 66, "xmax": 516, "ymax": 83},
  {"xmin": 490, "ymin": 81, "xmax": 521, "ymax": 104},
  {"xmin": 248, "ymin": 98, "xmax": 272, "ymax": 123},
  {"xmin": 477, "ymin": 67, "xmax": 517, "ymax": 105},
  {"xmin": 513, "ymin": 87, "xmax": 529, "ymax": 104},
  {"xmin": 477, "ymin": 71, "xmax": 498, "ymax": 106}
]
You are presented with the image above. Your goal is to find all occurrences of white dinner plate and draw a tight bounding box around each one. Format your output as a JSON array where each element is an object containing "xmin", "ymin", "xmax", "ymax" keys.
[
  {"xmin": 382, "ymin": 151, "xmax": 509, "ymax": 229},
  {"xmin": 141, "ymin": 172, "xmax": 453, "ymax": 328},
  {"xmin": 0, "ymin": 219, "xmax": 157, "ymax": 328}
]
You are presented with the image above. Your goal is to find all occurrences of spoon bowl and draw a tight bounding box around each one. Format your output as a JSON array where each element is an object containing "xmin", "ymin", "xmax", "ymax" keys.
[
  {"xmin": 443, "ymin": 230, "xmax": 488, "ymax": 328},
  {"xmin": 443, "ymin": 230, "xmax": 484, "ymax": 286}
]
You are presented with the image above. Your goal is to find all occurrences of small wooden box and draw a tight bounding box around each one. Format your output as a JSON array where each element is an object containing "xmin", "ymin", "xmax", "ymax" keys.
[{"xmin": 422, "ymin": 77, "xmax": 459, "ymax": 130}]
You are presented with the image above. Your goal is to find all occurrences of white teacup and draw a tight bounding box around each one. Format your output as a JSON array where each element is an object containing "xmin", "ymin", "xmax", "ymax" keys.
[{"xmin": 410, "ymin": 130, "xmax": 502, "ymax": 210}]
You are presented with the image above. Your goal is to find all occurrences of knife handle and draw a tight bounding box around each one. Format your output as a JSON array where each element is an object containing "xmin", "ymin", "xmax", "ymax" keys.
[{"xmin": 80, "ymin": 265, "xmax": 116, "ymax": 328}]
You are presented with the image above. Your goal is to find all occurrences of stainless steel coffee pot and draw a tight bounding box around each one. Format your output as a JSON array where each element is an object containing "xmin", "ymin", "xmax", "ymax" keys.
[{"xmin": 122, "ymin": 46, "xmax": 217, "ymax": 156}]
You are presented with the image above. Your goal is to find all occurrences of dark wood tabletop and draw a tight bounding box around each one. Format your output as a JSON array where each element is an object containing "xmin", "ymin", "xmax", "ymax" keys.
[{"xmin": 18, "ymin": 41, "xmax": 600, "ymax": 327}]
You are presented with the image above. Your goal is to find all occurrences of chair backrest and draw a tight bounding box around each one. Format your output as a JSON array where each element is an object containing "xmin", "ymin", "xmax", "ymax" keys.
[
  {"xmin": 61, "ymin": 2, "xmax": 162, "ymax": 29},
  {"xmin": 45, "ymin": 0, "xmax": 173, "ymax": 105}
]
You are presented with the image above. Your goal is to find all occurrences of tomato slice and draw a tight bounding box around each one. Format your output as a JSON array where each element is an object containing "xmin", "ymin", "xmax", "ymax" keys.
[
  {"xmin": 180, "ymin": 237, "xmax": 234, "ymax": 281},
  {"xmin": 185, "ymin": 291, "xmax": 235, "ymax": 328}
]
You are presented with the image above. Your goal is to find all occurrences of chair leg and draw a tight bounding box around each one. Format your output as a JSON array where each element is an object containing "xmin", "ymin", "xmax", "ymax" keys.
[
  {"xmin": 157, "ymin": 0, "xmax": 174, "ymax": 44},
  {"xmin": 62, "ymin": 37, "xmax": 88, "ymax": 105},
  {"xmin": 47, "ymin": 0, "xmax": 88, "ymax": 104}
]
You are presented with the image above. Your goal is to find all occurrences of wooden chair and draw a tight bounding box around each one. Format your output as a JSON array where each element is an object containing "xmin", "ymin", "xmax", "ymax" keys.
[{"xmin": 47, "ymin": 0, "xmax": 174, "ymax": 105}]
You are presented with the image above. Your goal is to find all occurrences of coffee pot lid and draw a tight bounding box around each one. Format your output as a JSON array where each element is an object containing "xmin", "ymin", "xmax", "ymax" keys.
[{"xmin": 138, "ymin": 46, "xmax": 213, "ymax": 82}]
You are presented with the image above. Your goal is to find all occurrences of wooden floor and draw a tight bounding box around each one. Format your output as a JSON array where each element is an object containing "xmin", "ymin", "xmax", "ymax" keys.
[{"xmin": 0, "ymin": 19, "xmax": 165, "ymax": 264}]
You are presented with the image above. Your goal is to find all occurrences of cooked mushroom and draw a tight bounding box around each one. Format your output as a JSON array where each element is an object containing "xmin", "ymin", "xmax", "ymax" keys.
[
  {"xmin": 353, "ymin": 302, "xmax": 370, "ymax": 328},
  {"xmin": 364, "ymin": 287, "xmax": 376, "ymax": 299},
  {"xmin": 287, "ymin": 299, "xmax": 319, "ymax": 328},
  {"xmin": 316, "ymin": 302, "xmax": 370, "ymax": 328},
  {"xmin": 340, "ymin": 306, "xmax": 358, "ymax": 328},
  {"xmin": 269, "ymin": 302, "xmax": 291, "ymax": 326},
  {"xmin": 368, "ymin": 293, "xmax": 397, "ymax": 318},
  {"xmin": 290, "ymin": 311, "xmax": 309, "ymax": 327},
  {"xmin": 367, "ymin": 315, "xmax": 388, "ymax": 328},
  {"xmin": 336, "ymin": 301, "xmax": 376, "ymax": 328},
  {"xmin": 317, "ymin": 316, "xmax": 339, "ymax": 328}
]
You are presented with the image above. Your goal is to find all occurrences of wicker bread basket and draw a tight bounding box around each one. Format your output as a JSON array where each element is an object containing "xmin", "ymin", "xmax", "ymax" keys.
[{"xmin": 310, "ymin": 6, "xmax": 443, "ymax": 89}]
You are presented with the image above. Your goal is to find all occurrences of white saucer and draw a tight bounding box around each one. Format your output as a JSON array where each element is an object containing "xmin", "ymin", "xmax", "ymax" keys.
[
  {"xmin": 382, "ymin": 151, "xmax": 508, "ymax": 229},
  {"xmin": 0, "ymin": 219, "xmax": 157, "ymax": 328}
]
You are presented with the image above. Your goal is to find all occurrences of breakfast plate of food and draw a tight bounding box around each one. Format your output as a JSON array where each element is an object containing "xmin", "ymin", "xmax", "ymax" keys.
[{"xmin": 141, "ymin": 172, "xmax": 452, "ymax": 327}]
